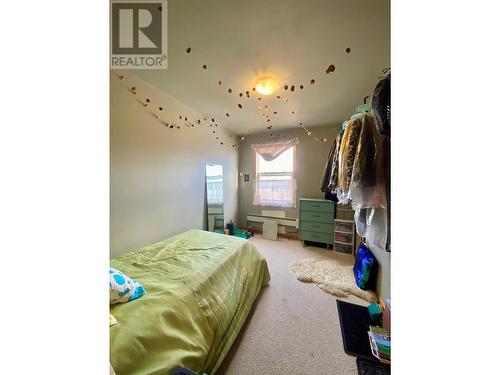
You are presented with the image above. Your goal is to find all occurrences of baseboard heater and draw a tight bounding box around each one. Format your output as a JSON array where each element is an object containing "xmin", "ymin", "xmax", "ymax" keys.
[{"xmin": 246, "ymin": 214, "xmax": 299, "ymax": 229}]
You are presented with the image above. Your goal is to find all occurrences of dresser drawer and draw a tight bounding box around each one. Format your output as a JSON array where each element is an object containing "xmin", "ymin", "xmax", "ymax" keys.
[
  {"xmin": 300, "ymin": 230, "xmax": 333, "ymax": 244},
  {"xmin": 334, "ymin": 220, "xmax": 355, "ymax": 232},
  {"xmin": 300, "ymin": 200, "xmax": 334, "ymax": 213},
  {"xmin": 300, "ymin": 210, "xmax": 334, "ymax": 224},
  {"xmin": 334, "ymin": 232, "xmax": 354, "ymax": 244},
  {"xmin": 334, "ymin": 242, "xmax": 354, "ymax": 254},
  {"xmin": 300, "ymin": 220, "xmax": 333, "ymax": 234}
]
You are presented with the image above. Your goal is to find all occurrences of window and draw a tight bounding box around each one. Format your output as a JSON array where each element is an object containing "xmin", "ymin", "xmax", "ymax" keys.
[{"xmin": 253, "ymin": 146, "xmax": 297, "ymax": 207}]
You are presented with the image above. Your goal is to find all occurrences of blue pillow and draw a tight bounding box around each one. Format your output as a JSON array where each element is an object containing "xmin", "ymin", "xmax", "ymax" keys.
[
  {"xmin": 109, "ymin": 267, "xmax": 146, "ymax": 305},
  {"xmin": 353, "ymin": 244, "xmax": 378, "ymax": 290}
]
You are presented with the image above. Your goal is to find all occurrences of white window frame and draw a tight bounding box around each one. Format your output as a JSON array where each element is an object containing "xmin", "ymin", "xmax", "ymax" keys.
[{"xmin": 253, "ymin": 146, "xmax": 297, "ymax": 208}]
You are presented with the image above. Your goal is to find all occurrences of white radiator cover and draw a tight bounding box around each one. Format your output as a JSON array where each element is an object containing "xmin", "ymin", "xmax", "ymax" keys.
[{"xmin": 263, "ymin": 220, "xmax": 278, "ymax": 240}]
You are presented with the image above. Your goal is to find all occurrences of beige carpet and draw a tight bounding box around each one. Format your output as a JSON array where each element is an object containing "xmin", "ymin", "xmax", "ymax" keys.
[{"xmin": 217, "ymin": 235, "xmax": 369, "ymax": 375}]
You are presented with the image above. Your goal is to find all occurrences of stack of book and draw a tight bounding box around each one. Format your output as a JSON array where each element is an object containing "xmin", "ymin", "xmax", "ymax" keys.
[{"xmin": 368, "ymin": 326, "xmax": 390, "ymax": 364}]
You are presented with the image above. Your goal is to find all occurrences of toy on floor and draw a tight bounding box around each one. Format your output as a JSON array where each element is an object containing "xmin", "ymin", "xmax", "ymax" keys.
[{"xmin": 214, "ymin": 228, "xmax": 253, "ymax": 239}]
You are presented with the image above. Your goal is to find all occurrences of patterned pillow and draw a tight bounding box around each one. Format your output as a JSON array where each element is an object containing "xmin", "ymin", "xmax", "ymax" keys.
[
  {"xmin": 353, "ymin": 244, "xmax": 378, "ymax": 290},
  {"xmin": 109, "ymin": 267, "xmax": 146, "ymax": 305}
]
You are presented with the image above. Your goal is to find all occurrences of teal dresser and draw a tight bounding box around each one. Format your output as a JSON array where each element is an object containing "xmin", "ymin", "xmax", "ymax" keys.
[{"xmin": 299, "ymin": 198, "xmax": 335, "ymax": 249}]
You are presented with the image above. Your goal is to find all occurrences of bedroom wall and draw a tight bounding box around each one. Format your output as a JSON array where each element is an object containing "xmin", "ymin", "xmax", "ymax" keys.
[
  {"xmin": 110, "ymin": 72, "xmax": 238, "ymax": 258},
  {"xmin": 237, "ymin": 124, "xmax": 339, "ymax": 227}
]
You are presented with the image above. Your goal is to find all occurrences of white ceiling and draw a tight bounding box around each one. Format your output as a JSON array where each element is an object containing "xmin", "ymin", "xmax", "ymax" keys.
[{"xmin": 133, "ymin": 0, "xmax": 390, "ymax": 135}]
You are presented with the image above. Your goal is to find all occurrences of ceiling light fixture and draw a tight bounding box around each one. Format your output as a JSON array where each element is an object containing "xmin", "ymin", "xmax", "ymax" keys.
[{"xmin": 255, "ymin": 76, "xmax": 279, "ymax": 96}]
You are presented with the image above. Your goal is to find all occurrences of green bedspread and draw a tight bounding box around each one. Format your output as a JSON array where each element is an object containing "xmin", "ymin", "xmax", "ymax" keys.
[{"xmin": 110, "ymin": 230, "xmax": 270, "ymax": 375}]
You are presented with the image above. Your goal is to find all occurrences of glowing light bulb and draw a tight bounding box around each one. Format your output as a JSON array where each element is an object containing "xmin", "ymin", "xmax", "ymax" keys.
[{"xmin": 255, "ymin": 76, "xmax": 279, "ymax": 96}]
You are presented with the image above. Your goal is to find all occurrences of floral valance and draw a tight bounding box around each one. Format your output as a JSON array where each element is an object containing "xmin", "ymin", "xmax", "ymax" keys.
[{"xmin": 251, "ymin": 140, "xmax": 297, "ymax": 161}]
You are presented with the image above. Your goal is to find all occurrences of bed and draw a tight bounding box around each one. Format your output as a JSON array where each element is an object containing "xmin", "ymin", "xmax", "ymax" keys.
[{"xmin": 110, "ymin": 230, "xmax": 271, "ymax": 375}]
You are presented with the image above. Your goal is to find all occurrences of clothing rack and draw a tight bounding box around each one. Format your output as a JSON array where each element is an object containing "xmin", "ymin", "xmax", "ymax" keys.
[{"xmin": 323, "ymin": 69, "xmax": 390, "ymax": 251}]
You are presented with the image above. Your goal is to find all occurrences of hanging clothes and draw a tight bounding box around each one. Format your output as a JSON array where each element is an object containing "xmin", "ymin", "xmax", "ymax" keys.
[
  {"xmin": 372, "ymin": 73, "xmax": 391, "ymax": 136},
  {"xmin": 351, "ymin": 115, "xmax": 377, "ymax": 188},
  {"xmin": 350, "ymin": 116, "xmax": 390, "ymax": 250},
  {"xmin": 348, "ymin": 115, "xmax": 387, "ymax": 211},
  {"xmin": 324, "ymin": 190, "xmax": 338, "ymax": 202},
  {"xmin": 337, "ymin": 119, "xmax": 362, "ymax": 202},
  {"xmin": 327, "ymin": 131, "xmax": 343, "ymax": 192},
  {"xmin": 320, "ymin": 139, "xmax": 336, "ymax": 193}
]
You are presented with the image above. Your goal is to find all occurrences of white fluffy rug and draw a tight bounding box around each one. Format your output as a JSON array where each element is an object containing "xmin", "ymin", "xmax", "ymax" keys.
[{"xmin": 291, "ymin": 258, "xmax": 377, "ymax": 303}]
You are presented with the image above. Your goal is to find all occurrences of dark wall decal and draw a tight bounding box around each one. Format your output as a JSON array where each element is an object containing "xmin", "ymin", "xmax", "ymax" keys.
[
  {"xmin": 326, "ymin": 64, "xmax": 336, "ymax": 73},
  {"xmin": 186, "ymin": 47, "xmax": 191, "ymax": 53},
  {"xmin": 117, "ymin": 56, "xmax": 334, "ymax": 145}
]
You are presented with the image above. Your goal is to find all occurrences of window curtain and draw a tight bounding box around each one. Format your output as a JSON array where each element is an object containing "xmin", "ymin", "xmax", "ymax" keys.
[
  {"xmin": 251, "ymin": 140, "xmax": 296, "ymax": 161},
  {"xmin": 253, "ymin": 179, "xmax": 297, "ymax": 208}
]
